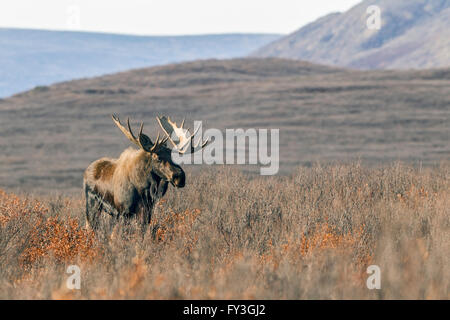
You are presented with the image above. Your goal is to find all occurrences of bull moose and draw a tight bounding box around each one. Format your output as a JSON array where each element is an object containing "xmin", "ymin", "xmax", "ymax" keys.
[{"xmin": 83, "ymin": 115, "xmax": 209, "ymax": 232}]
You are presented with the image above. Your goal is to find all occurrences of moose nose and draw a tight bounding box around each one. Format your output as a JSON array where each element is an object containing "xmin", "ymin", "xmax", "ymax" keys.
[{"xmin": 172, "ymin": 172, "xmax": 185, "ymax": 188}]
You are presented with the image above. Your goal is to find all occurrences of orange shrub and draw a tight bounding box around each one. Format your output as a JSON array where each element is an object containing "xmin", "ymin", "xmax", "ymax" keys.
[
  {"xmin": 0, "ymin": 189, "xmax": 99, "ymax": 269},
  {"xmin": 0, "ymin": 189, "xmax": 48, "ymax": 225},
  {"xmin": 21, "ymin": 216, "xmax": 99, "ymax": 267}
]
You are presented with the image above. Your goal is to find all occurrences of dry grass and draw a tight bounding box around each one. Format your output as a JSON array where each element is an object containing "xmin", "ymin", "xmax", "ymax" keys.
[{"xmin": 0, "ymin": 162, "xmax": 448, "ymax": 299}]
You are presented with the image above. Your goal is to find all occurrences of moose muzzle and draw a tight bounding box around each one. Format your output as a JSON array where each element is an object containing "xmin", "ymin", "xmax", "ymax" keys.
[{"xmin": 172, "ymin": 171, "xmax": 185, "ymax": 188}]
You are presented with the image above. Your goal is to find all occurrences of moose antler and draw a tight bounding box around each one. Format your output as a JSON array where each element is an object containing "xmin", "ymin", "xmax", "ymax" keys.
[
  {"xmin": 156, "ymin": 116, "xmax": 209, "ymax": 154},
  {"xmin": 112, "ymin": 114, "xmax": 167, "ymax": 152}
]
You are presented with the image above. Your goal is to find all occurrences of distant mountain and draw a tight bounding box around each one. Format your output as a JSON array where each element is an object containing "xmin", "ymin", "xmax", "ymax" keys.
[
  {"xmin": 0, "ymin": 28, "xmax": 281, "ymax": 97},
  {"xmin": 252, "ymin": 0, "xmax": 450, "ymax": 70}
]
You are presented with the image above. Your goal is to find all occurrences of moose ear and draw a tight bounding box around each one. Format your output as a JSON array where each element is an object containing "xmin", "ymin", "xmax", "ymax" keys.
[{"xmin": 138, "ymin": 133, "xmax": 154, "ymax": 151}]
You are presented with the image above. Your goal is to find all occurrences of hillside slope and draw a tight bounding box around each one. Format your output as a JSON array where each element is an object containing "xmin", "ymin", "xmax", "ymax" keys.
[
  {"xmin": 0, "ymin": 28, "xmax": 281, "ymax": 97},
  {"xmin": 0, "ymin": 58, "xmax": 449, "ymax": 192},
  {"xmin": 253, "ymin": 0, "xmax": 450, "ymax": 69}
]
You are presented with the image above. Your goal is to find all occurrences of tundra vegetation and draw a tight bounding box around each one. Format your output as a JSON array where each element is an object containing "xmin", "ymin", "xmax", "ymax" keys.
[
  {"xmin": 0, "ymin": 162, "xmax": 448, "ymax": 299},
  {"xmin": 2, "ymin": 59, "xmax": 449, "ymax": 193}
]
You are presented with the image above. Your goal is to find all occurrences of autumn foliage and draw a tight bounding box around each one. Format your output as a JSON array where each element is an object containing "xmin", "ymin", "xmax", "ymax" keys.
[{"xmin": 0, "ymin": 163, "xmax": 448, "ymax": 299}]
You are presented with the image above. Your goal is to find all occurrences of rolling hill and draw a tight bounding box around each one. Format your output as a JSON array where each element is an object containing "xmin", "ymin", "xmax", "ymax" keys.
[
  {"xmin": 252, "ymin": 0, "xmax": 450, "ymax": 69},
  {"xmin": 0, "ymin": 58, "xmax": 449, "ymax": 192},
  {"xmin": 0, "ymin": 28, "xmax": 281, "ymax": 98}
]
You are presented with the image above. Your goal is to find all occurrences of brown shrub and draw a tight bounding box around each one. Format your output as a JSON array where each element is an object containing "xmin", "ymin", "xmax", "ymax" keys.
[{"xmin": 0, "ymin": 162, "xmax": 448, "ymax": 299}]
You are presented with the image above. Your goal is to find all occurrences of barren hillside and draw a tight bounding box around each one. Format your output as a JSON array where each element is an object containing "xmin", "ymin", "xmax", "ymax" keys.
[
  {"xmin": 253, "ymin": 0, "xmax": 450, "ymax": 69},
  {"xmin": 0, "ymin": 58, "xmax": 449, "ymax": 192}
]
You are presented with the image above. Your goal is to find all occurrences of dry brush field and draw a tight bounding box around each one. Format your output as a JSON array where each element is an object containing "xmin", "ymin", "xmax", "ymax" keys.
[{"xmin": 1, "ymin": 163, "xmax": 448, "ymax": 299}]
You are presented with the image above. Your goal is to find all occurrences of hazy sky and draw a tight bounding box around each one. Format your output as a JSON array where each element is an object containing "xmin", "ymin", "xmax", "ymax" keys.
[{"xmin": 0, "ymin": 0, "xmax": 361, "ymax": 35}]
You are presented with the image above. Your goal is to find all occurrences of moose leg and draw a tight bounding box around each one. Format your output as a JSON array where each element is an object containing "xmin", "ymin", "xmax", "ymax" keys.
[
  {"xmin": 85, "ymin": 185, "xmax": 101, "ymax": 230},
  {"xmin": 142, "ymin": 204, "xmax": 154, "ymax": 229},
  {"xmin": 138, "ymin": 189, "xmax": 155, "ymax": 233},
  {"xmin": 139, "ymin": 180, "xmax": 167, "ymax": 232}
]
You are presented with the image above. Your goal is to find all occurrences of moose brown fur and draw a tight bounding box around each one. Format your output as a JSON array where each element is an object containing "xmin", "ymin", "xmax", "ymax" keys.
[{"xmin": 84, "ymin": 115, "xmax": 208, "ymax": 231}]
